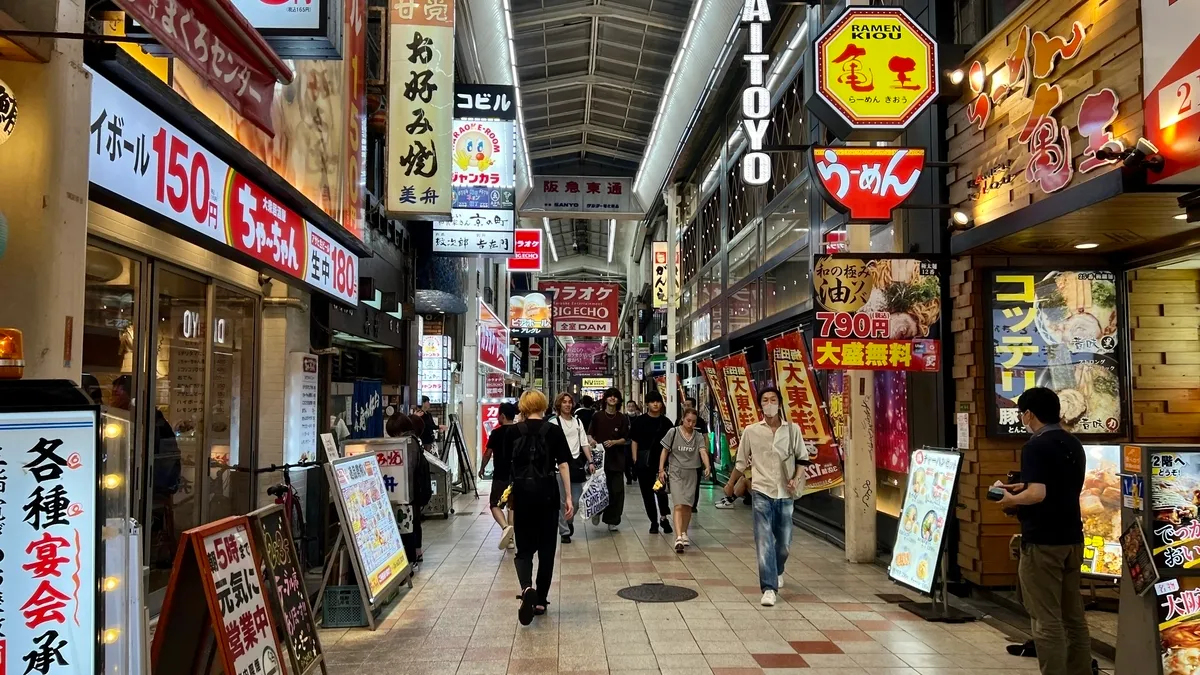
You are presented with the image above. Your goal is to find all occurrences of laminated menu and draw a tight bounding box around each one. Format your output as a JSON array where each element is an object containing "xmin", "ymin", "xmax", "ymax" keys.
[
  {"xmin": 888, "ymin": 448, "xmax": 963, "ymax": 594},
  {"xmin": 329, "ymin": 454, "xmax": 409, "ymax": 601}
]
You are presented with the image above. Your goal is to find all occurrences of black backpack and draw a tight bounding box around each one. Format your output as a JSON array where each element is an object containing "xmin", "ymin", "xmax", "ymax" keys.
[{"xmin": 510, "ymin": 422, "xmax": 553, "ymax": 491}]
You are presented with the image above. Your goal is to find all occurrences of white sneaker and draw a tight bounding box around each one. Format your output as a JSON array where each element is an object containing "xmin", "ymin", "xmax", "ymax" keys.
[
  {"xmin": 761, "ymin": 590, "xmax": 777, "ymax": 607},
  {"xmin": 608, "ymin": 524, "xmax": 619, "ymax": 532},
  {"xmin": 682, "ymin": 533, "xmax": 690, "ymax": 547},
  {"xmin": 714, "ymin": 496, "xmax": 736, "ymax": 509},
  {"xmin": 498, "ymin": 525, "xmax": 515, "ymax": 550}
]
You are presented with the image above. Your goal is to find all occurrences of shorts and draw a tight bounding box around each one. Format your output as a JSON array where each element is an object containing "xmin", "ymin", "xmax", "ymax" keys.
[{"xmin": 489, "ymin": 478, "xmax": 510, "ymax": 508}]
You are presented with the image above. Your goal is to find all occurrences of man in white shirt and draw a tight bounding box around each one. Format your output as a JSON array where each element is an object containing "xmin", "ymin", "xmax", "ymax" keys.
[{"xmin": 724, "ymin": 387, "xmax": 807, "ymax": 607}]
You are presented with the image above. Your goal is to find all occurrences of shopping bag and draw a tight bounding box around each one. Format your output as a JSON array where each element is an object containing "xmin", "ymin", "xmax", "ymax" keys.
[
  {"xmin": 395, "ymin": 504, "xmax": 415, "ymax": 534},
  {"xmin": 580, "ymin": 470, "xmax": 609, "ymax": 519}
]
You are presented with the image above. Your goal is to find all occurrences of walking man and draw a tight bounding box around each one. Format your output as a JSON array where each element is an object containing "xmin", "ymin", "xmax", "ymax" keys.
[
  {"xmin": 631, "ymin": 391, "xmax": 673, "ymax": 534},
  {"xmin": 723, "ymin": 387, "xmax": 806, "ymax": 607},
  {"xmin": 588, "ymin": 387, "xmax": 630, "ymax": 531},
  {"xmin": 994, "ymin": 387, "xmax": 1092, "ymax": 675},
  {"xmin": 480, "ymin": 402, "xmax": 519, "ymax": 549}
]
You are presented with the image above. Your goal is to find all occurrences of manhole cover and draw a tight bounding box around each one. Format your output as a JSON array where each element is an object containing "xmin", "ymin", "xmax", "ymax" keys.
[{"xmin": 616, "ymin": 583, "xmax": 699, "ymax": 603}]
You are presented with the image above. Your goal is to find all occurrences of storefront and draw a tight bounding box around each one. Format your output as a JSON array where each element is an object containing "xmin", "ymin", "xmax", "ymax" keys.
[{"xmin": 82, "ymin": 49, "xmax": 364, "ymax": 610}]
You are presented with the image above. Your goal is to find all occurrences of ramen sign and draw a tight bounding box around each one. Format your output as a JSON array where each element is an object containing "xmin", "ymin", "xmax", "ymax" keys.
[{"xmin": 813, "ymin": 7, "xmax": 938, "ymax": 138}]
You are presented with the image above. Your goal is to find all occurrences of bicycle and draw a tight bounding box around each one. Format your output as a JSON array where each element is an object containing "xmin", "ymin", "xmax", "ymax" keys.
[{"xmin": 261, "ymin": 460, "xmax": 323, "ymax": 573}]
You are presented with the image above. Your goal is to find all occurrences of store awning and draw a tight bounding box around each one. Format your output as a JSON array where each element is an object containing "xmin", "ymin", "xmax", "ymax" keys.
[{"xmin": 950, "ymin": 169, "xmax": 1197, "ymax": 257}]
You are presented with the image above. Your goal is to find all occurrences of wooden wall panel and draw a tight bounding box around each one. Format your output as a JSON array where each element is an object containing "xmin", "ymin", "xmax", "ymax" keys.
[{"xmin": 1130, "ymin": 268, "xmax": 1200, "ymax": 442}]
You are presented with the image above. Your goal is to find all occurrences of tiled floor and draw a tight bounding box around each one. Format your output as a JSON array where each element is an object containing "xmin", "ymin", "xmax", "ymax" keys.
[{"xmin": 317, "ymin": 484, "xmax": 1109, "ymax": 674}]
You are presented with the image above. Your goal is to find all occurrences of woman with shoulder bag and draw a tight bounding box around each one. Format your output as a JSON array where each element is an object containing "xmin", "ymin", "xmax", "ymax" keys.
[
  {"xmin": 658, "ymin": 407, "xmax": 712, "ymax": 553},
  {"xmin": 550, "ymin": 392, "xmax": 594, "ymax": 544}
]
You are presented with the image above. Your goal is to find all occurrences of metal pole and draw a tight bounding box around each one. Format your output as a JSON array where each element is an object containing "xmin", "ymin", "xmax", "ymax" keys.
[{"xmin": 665, "ymin": 186, "xmax": 679, "ymax": 420}]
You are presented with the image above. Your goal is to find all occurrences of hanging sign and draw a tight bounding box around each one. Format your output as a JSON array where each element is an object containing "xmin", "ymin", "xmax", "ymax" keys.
[
  {"xmin": 652, "ymin": 241, "xmax": 680, "ymax": 309},
  {"xmin": 716, "ymin": 353, "xmax": 761, "ymax": 439},
  {"xmin": 811, "ymin": 6, "xmax": 939, "ymax": 138},
  {"xmin": 811, "ymin": 147, "xmax": 925, "ymax": 222},
  {"xmin": 565, "ymin": 341, "xmax": 607, "ymax": 376},
  {"xmin": 740, "ymin": 0, "xmax": 773, "ymax": 185},
  {"xmin": 248, "ymin": 505, "xmax": 325, "ymax": 675},
  {"xmin": 537, "ymin": 281, "xmax": 620, "ymax": 337},
  {"xmin": 766, "ymin": 331, "xmax": 844, "ymax": 494},
  {"xmin": 386, "ymin": 0, "xmax": 454, "ymax": 218},
  {"xmin": 454, "ymin": 84, "xmax": 517, "ymax": 120},
  {"xmin": 508, "ymin": 229, "xmax": 544, "ymax": 273},
  {"xmin": 0, "ymin": 408, "xmax": 100, "ymax": 675},
  {"xmin": 1143, "ymin": 0, "xmax": 1200, "ymax": 184},
  {"xmin": 484, "ymin": 373, "xmax": 506, "ymax": 399},
  {"xmin": 478, "ymin": 299, "xmax": 509, "ymax": 373},
  {"xmin": 433, "ymin": 210, "xmax": 515, "ymax": 255},
  {"xmin": 508, "ymin": 290, "xmax": 553, "ymax": 338},
  {"xmin": 523, "ymin": 176, "xmax": 634, "ymax": 214},
  {"xmin": 698, "ymin": 358, "xmax": 740, "ymax": 457}
]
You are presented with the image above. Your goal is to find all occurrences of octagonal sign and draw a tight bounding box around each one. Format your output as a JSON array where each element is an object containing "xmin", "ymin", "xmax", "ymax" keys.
[{"xmin": 813, "ymin": 7, "xmax": 939, "ymax": 138}]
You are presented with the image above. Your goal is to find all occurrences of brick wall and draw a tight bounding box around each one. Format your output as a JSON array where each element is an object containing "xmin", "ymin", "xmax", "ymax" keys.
[{"xmin": 1129, "ymin": 268, "xmax": 1200, "ymax": 441}]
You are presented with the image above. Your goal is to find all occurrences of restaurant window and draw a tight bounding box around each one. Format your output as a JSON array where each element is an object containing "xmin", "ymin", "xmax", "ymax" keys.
[
  {"xmin": 729, "ymin": 225, "xmax": 759, "ymax": 286},
  {"xmin": 728, "ymin": 281, "xmax": 759, "ymax": 333},
  {"xmin": 763, "ymin": 249, "xmax": 812, "ymax": 319},
  {"xmin": 207, "ymin": 286, "xmax": 258, "ymax": 521},
  {"xmin": 763, "ymin": 187, "xmax": 810, "ymax": 261}
]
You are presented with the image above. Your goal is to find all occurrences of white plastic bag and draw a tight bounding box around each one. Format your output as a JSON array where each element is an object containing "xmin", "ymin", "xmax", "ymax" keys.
[{"xmin": 580, "ymin": 470, "xmax": 609, "ymax": 519}]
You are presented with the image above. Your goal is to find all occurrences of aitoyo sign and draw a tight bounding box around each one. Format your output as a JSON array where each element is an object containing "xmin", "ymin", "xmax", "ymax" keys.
[{"xmin": 741, "ymin": 0, "xmax": 773, "ymax": 186}]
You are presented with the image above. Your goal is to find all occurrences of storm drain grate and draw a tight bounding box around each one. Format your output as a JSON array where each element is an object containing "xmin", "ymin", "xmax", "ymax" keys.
[{"xmin": 616, "ymin": 583, "xmax": 699, "ymax": 603}]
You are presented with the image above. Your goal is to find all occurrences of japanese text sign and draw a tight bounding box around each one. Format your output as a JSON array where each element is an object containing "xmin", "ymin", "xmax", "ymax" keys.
[
  {"xmin": 766, "ymin": 331, "xmax": 844, "ymax": 494},
  {"xmin": 813, "ymin": 7, "xmax": 938, "ymax": 137},
  {"xmin": 699, "ymin": 358, "xmax": 740, "ymax": 457},
  {"xmin": 717, "ymin": 353, "xmax": 761, "ymax": 438},
  {"xmin": 1149, "ymin": 450, "xmax": 1200, "ymax": 571},
  {"xmin": 484, "ymin": 373, "xmax": 505, "ymax": 399},
  {"xmin": 481, "ymin": 404, "xmax": 501, "ymax": 455},
  {"xmin": 508, "ymin": 229, "xmax": 543, "ymax": 273},
  {"xmin": 0, "ymin": 409, "xmax": 99, "ymax": 675},
  {"xmin": 811, "ymin": 147, "xmax": 925, "ymax": 222},
  {"xmin": 329, "ymin": 455, "xmax": 408, "ymax": 600},
  {"xmin": 452, "ymin": 120, "xmax": 515, "ymax": 191},
  {"xmin": 454, "ymin": 83, "xmax": 517, "ymax": 121},
  {"xmin": 1156, "ymin": 576, "xmax": 1200, "ymax": 672},
  {"xmin": 509, "ymin": 291, "xmax": 553, "ymax": 338},
  {"xmin": 342, "ymin": 439, "xmax": 411, "ymax": 504},
  {"xmin": 525, "ymin": 176, "xmax": 634, "ymax": 214},
  {"xmin": 87, "ymin": 68, "xmax": 359, "ymax": 305},
  {"xmin": 987, "ymin": 271, "xmax": 1122, "ymax": 436},
  {"xmin": 888, "ymin": 448, "xmax": 963, "ymax": 594},
  {"xmin": 228, "ymin": 0, "xmax": 323, "ymax": 31},
  {"xmin": 250, "ymin": 506, "xmax": 323, "ymax": 675},
  {"xmin": 116, "ymin": 0, "xmax": 285, "ymax": 136},
  {"xmin": 478, "ymin": 299, "xmax": 510, "ymax": 373},
  {"xmin": 201, "ymin": 520, "xmax": 285, "ymax": 675},
  {"xmin": 740, "ymin": 0, "xmax": 773, "ymax": 186},
  {"xmin": 537, "ymin": 281, "xmax": 620, "ymax": 337},
  {"xmin": 387, "ymin": 0, "xmax": 454, "ymax": 218},
  {"xmin": 1143, "ymin": 0, "xmax": 1200, "ymax": 184},
  {"xmin": 813, "ymin": 338, "xmax": 940, "ymax": 372},
  {"xmin": 565, "ymin": 341, "xmax": 607, "ymax": 376},
  {"xmin": 652, "ymin": 241, "xmax": 680, "ymax": 309},
  {"xmin": 433, "ymin": 210, "xmax": 515, "ymax": 255}
]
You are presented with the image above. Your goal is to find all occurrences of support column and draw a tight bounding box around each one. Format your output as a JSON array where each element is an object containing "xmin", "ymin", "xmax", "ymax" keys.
[
  {"xmin": 462, "ymin": 258, "xmax": 480, "ymax": 465},
  {"xmin": 665, "ymin": 186, "xmax": 679, "ymax": 418},
  {"xmin": 844, "ymin": 222, "xmax": 877, "ymax": 563}
]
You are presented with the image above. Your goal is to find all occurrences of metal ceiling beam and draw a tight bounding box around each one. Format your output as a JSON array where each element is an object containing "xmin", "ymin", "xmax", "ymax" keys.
[
  {"xmin": 530, "ymin": 143, "xmax": 645, "ymax": 162},
  {"xmin": 512, "ymin": 4, "xmax": 686, "ymax": 33},
  {"xmin": 596, "ymin": 38, "xmax": 676, "ymax": 59},
  {"xmin": 582, "ymin": 0, "xmax": 599, "ymax": 163},
  {"xmin": 596, "ymin": 54, "xmax": 669, "ymax": 74},
  {"xmin": 520, "ymin": 72, "xmax": 659, "ymax": 97},
  {"xmin": 528, "ymin": 123, "xmax": 645, "ymax": 144}
]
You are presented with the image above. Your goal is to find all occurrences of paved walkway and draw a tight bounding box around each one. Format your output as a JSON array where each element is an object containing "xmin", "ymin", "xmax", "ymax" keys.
[{"xmin": 317, "ymin": 483, "xmax": 1109, "ymax": 674}]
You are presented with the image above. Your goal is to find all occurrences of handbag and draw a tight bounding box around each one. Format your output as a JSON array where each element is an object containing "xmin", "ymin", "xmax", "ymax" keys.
[{"xmin": 580, "ymin": 470, "xmax": 610, "ymax": 518}]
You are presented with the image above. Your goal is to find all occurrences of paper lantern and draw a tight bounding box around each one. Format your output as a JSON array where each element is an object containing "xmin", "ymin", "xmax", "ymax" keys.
[{"xmin": 0, "ymin": 78, "xmax": 15, "ymax": 145}]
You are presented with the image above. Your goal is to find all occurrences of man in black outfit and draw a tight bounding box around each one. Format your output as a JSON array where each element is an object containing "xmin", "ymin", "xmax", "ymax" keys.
[
  {"xmin": 631, "ymin": 391, "xmax": 674, "ymax": 534},
  {"xmin": 993, "ymin": 387, "xmax": 1092, "ymax": 675},
  {"xmin": 575, "ymin": 395, "xmax": 596, "ymax": 431},
  {"xmin": 480, "ymin": 402, "xmax": 519, "ymax": 550}
]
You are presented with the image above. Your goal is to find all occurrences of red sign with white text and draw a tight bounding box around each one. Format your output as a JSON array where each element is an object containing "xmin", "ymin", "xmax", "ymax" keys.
[
  {"xmin": 226, "ymin": 172, "xmax": 308, "ymax": 277},
  {"xmin": 766, "ymin": 331, "xmax": 843, "ymax": 494},
  {"xmin": 811, "ymin": 147, "xmax": 925, "ymax": 222},
  {"xmin": 812, "ymin": 338, "xmax": 940, "ymax": 372},
  {"xmin": 508, "ymin": 229, "xmax": 543, "ymax": 272},
  {"xmin": 537, "ymin": 281, "xmax": 620, "ymax": 337},
  {"xmin": 478, "ymin": 299, "xmax": 509, "ymax": 373},
  {"xmin": 484, "ymin": 373, "xmax": 505, "ymax": 399},
  {"xmin": 481, "ymin": 403, "xmax": 501, "ymax": 455},
  {"xmin": 116, "ymin": 0, "xmax": 285, "ymax": 136},
  {"xmin": 1143, "ymin": 0, "xmax": 1200, "ymax": 184},
  {"xmin": 717, "ymin": 353, "xmax": 761, "ymax": 439}
]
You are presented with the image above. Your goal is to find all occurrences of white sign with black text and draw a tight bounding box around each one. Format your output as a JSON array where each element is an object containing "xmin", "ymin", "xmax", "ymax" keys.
[{"xmin": 285, "ymin": 352, "xmax": 320, "ymax": 464}]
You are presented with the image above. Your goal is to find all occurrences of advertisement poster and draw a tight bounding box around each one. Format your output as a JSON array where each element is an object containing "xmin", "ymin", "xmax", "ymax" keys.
[
  {"xmin": 1150, "ymin": 450, "xmax": 1200, "ymax": 570},
  {"xmin": 1081, "ymin": 444, "xmax": 1124, "ymax": 578},
  {"xmin": 875, "ymin": 370, "xmax": 911, "ymax": 474},
  {"xmin": 508, "ymin": 228, "xmax": 543, "ymax": 272},
  {"xmin": 988, "ymin": 271, "xmax": 1122, "ymax": 436},
  {"xmin": 699, "ymin": 358, "xmax": 740, "ymax": 457},
  {"xmin": 537, "ymin": 281, "xmax": 620, "ymax": 337},
  {"xmin": 811, "ymin": 256, "xmax": 942, "ymax": 372},
  {"xmin": 478, "ymin": 299, "xmax": 509, "ymax": 373},
  {"xmin": 89, "ymin": 69, "xmax": 360, "ymax": 305},
  {"xmin": 1156, "ymin": 577, "xmax": 1200, "ymax": 675},
  {"xmin": 1142, "ymin": 0, "xmax": 1200, "ymax": 184},
  {"xmin": 0, "ymin": 410, "xmax": 99, "ymax": 674},
  {"xmin": 652, "ymin": 241, "xmax": 680, "ymax": 309},
  {"xmin": 717, "ymin": 353, "xmax": 761, "ymax": 440},
  {"xmin": 565, "ymin": 341, "xmax": 608, "ymax": 377},
  {"xmin": 201, "ymin": 522, "xmax": 284, "ymax": 675},
  {"xmin": 386, "ymin": 0, "xmax": 454, "ymax": 218},
  {"xmin": 481, "ymin": 403, "xmax": 501, "ymax": 457},
  {"xmin": 285, "ymin": 352, "xmax": 320, "ymax": 464},
  {"xmin": 765, "ymin": 330, "xmax": 843, "ymax": 494},
  {"xmin": 330, "ymin": 455, "xmax": 408, "ymax": 600},
  {"xmin": 1120, "ymin": 520, "xmax": 1158, "ymax": 597},
  {"xmin": 509, "ymin": 290, "xmax": 553, "ymax": 338},
  {"xmin": 451, "ymin": 119, "xmax": 515, "ymax": 190},
  {"xmin": 343, "ymin": 440, "xmax": 412, "ymax": 504},
  {"xmin": 888, "ymin": 448, "xmax": 963, "ymax": 594}
]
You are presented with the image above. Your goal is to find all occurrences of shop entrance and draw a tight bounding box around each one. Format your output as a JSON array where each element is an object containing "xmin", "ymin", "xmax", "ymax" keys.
[{"xmin": 83, "ymin": 240, "xmax": 261, "ymax": 612}]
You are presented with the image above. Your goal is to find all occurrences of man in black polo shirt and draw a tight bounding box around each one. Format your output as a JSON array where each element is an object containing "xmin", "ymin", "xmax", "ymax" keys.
[{"xmin": 993, "ymin": 387, "xmax": 1092, "ymax": 675}]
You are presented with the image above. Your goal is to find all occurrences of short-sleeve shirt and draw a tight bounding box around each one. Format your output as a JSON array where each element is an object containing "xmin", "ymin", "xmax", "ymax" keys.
[
  {"xmin": 1018, "ymin": 425, "xmax": 1085, "ymax": 545},
  {"xmin": 631, "ymin": 414, "xmax": 675, "ymax": 469},
  {"xmin": 504, "ymin": 419, "xmax": 572, "ymax": 501},
  {"xmin": 661, "ymin": 427, "xmax": 704, "ymax": 470},
  {"xmin": 486, "ymin": 425, "xmax": 511, "ymax": 482},
  {"xmin": 588, "ymin": 411, "xmax": 631, "ymax": 472}
]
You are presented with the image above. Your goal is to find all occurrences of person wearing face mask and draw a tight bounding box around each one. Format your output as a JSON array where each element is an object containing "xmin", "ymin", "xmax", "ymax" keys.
[
  {"xmin": 992, "ymin": 387, "xmax": 1091, "ymax": 675},
  {"xmin": 723, "ymin": 387, "xmax": 807, "ymax": 607}
]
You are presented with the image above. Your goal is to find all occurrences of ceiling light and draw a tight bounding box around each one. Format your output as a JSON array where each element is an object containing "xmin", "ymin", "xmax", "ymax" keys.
[
  {"xmin": 1074, "ymin": 242, "xmax": 1099, "ymax": 250},
  {"xmin": 948, "ymin": 68, "xmax": 965, "ymax": 85},
  {"xmin": 1175, "ymin": 213, "xmax": 1188, "ymax": 221}
]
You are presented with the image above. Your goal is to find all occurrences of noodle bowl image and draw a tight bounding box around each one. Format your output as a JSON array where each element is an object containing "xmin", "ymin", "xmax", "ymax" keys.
[{"xmin": 858, "ymin": 259, "xmax": 941, "ymax": 339}]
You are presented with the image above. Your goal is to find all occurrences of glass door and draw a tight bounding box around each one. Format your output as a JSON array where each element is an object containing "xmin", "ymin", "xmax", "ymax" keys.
[{"xmin": 207, "ymin": 285, "xmax": 258, "ymax": 520}]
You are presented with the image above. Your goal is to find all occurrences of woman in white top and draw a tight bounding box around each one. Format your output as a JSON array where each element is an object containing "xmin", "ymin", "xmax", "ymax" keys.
[{"xmin": 550, "ymin": 392, "xmax": 594, "ymax": 544}]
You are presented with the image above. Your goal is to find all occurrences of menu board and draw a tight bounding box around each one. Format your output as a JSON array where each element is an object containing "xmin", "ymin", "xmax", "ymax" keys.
[
  {"xmin": 1150, "ymin": 449, "xmax": 1200, "ymax": 571},
  {"xmin": 250, "ymin": 506, "xmax": 323, "ymax": 675},
  {"xmin": 343, "ymin": 438, "xmax": 412, "ymax": 505},
  {"xmin": 1156, "ymin": 577, "xmax": 1200, "ymax": 675},
  {"xmin": 1081, "ymin": 444, "xmax": 1124, "ymax": 578},
  {"xmin": 988, "ymin": 271, "xmax": 1122, "ymax": 436},
  {"xmin": 1121, "ymin": 520, "xmax": 1158, "ymax": 597},
  {"xmin": 888, "ymin": 448, "xmax": 963, "ymax": 594},
  {"xmin": 329, "ymin": 454, "xmax": 408, "ymax": 601},
  {"xmin": 200, "ymin": 522, "xmax": 284, "ymax": 675}
]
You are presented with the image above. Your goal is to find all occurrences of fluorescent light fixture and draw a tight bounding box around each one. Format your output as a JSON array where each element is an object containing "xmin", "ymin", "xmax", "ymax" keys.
[
  {"xmin": 543, "ymin": 217, "xmax": 559, "ymax": 262},
  {"xmin": 607, "ymin": 219, "xmax": 616, "ymax": 264},
  {"xmin": 1074, "ymin": 242, "xmax": 1099, "ymax": 250}
]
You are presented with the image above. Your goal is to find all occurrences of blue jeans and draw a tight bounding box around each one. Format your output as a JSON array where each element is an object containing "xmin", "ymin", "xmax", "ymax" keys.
[
  {"xmin": 559, "ymin": 479, "xmax": 584, "ymax": 536},
  {"xmin": 751, "ymin": 492, "xmax": 794, "ymax": 592}
]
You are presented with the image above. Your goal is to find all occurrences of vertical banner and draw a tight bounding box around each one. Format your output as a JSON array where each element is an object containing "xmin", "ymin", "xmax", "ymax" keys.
[
  {"xmin": 477, "ymin": 299, "xmax": 510, "ymax": 373},
  {"xmin": 344, "ymin": 0, "xmax": 368, "ymax": 238},
  {"xmin": 766, "ymin": 331, "xmax": 844, "ymax": 494},
  {"xmin": 699, "ymin": 358, "xmax": 739, "ymax": 457},
  {"xmin": 652, "ymin": 241, "xmax": 679, "ymax": 309},
  {"xmin": 387, "ymin": 0, "xmax": 454, "ymax": 217},
  {"xmin": 352, "ymin": 379, "xmax": 383, "ymax": 438},
  {"xmin": 654, "ymin": 375, "xmax": 667, "ymax": 399},
  {"xmin": 717, "ymin": 352, "xmax": 761, "ymax": 442}
]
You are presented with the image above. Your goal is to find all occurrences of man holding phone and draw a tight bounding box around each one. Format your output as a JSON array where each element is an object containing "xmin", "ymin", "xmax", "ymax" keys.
[{"xmin": 992, "ymin": 387, "xmax": 1092, "ymax": 675}]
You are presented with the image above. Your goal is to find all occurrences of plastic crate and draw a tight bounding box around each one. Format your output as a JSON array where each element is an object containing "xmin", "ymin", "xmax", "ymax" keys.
[{"xmin": 322, "ymin": 585, "xmax": 368, "ymax": 628}]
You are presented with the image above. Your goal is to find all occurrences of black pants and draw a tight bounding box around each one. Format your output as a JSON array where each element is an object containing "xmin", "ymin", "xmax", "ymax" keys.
[
  {"xmin": 602, "ymin": 470, "xmax": 625, "ymax": 525},
  {"xmin": 512, "ymin": 488, "xmax": 559, "ymax": 604},
  {"xmin": 637, "ymin": 466, "xmax": 669, "ymax": 523},
  {"xmin": 624, "ymin": 447, "xmax": 636, "ymax": 482},
  {"xmin": 402, "ymin": 510, "xmax": 423, "ymax": 561}
]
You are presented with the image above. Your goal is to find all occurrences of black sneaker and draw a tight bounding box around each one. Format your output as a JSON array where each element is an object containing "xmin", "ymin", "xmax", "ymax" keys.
[
  {"xmin": 742, "ymin": 495, "xmax": 751, "ymax": 506},
  {"xmin": 561, "ymin": 535, "xmax": 571, "ymax": 544},
  {"xmin": 660, "ymin": 518, "xmax": 673, "ymax": 534},
  {"xmin": 649, "ymin": 522, "xmax": 659, "ymax": 534},
  {"xmin": 568, "ymin": 523, "xmax": 575, "ymax": 536}
]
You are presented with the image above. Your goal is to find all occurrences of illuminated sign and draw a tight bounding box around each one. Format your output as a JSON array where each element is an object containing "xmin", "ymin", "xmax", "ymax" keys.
[
  {"xmin": 811, "ymin": 147, "xmax": 925, "ymax": 222},
  {"xmin": 740, "ymin": 0, "xmax": 773, "ymax": 186},
  {"xmin": 508, "ymin": 229, "xmax": 543, "ymax": 273},
  {"xmin": 813, "ymin": 7, "xmax": 938, "ymax": 138}
]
